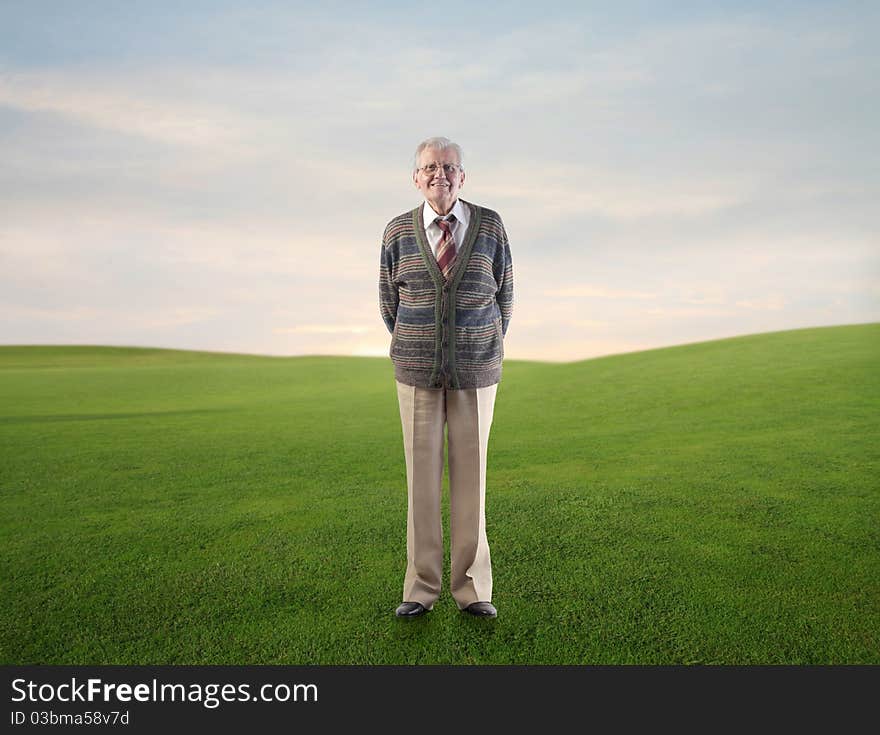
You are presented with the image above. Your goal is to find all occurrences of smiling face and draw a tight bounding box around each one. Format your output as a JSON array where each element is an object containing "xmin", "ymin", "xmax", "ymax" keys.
[{"xmin": 413, "ymin": 146, "xmax": 466, "ymax": 216}]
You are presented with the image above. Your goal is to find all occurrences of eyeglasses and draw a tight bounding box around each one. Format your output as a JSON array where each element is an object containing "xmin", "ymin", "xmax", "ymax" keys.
[{"xmin": 418, "ymin": 162, "xmax": 461, "ymax": 176}]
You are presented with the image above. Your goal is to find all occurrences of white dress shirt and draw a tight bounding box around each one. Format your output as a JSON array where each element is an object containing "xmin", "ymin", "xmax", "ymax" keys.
[{"xmin": 422, "ymin": 198, "xmax": 470, "ymax": 259}]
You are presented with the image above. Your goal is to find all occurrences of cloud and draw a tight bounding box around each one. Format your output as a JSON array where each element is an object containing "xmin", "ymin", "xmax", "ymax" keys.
[
  {"xmin": 0, "ymin": 67, "xmax": 262, "ymax": 150},
  {"xmin": 0, "ymin": 304, "xmax": 103, "ymax": 322},
  {"xmin": 640, "ymin": 306, "xmax": 739, "ymax": 319},
  {"xmin": 735, "ymin": 296, "xmax": 787, "ymax": 311},
  {"xmin": 474, "ymin": 172, "xmax": 752, "ymax": 221},
  {"xmin": 680, "ymin": 288, "xmax": 728, "ymax": 305},
  {"xmin": 274, "ymin": 325, "xmax": 373, "ymax": 335},
  {"xmin": 544, "ymin": 284, "xmax": 656, "ymax": 299}
]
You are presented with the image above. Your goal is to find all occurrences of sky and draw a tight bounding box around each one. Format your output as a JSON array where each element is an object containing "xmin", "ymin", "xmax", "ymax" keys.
[{"xmin": 1, "ymin": 0, "xmax": 878, "ymax": 361}]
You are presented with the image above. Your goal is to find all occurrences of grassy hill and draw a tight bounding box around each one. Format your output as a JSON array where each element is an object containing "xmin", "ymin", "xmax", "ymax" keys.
[{"xmin": 1, "ymin": 324, "xmax": 878, "ymax": 664}]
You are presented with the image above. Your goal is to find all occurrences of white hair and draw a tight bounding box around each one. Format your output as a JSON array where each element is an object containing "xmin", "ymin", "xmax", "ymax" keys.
[{"xmin": 412, "ymin": 136, "xmax": 464, "ymax": 172}]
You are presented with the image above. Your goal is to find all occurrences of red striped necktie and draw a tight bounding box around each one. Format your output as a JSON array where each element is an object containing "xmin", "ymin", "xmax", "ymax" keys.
[{"xmin": 434, "ymin": 215, "xmax": 457, "ymax": 280}]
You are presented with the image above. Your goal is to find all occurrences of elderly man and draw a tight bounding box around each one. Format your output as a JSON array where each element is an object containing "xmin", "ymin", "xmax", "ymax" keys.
[{"xmin": 379, "ymin": 137, "xmax": 514, "ymax": 618}]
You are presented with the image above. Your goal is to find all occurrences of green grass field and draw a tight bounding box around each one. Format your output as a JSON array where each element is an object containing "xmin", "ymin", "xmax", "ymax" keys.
[{"xmin": 1, "ymin": 323, "xmax": 878, "ymax": 664}]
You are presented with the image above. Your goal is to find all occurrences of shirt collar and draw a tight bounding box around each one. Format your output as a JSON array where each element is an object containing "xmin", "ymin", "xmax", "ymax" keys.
[{"xmin": 423, "ymin": 198, "xmax": 468, "ymax": 230}]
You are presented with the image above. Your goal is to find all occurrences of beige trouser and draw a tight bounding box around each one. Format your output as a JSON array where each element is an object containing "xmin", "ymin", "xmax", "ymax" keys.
[{"xmin": 396, "ymin": 380, "xmax": 498, "ymax": 610}]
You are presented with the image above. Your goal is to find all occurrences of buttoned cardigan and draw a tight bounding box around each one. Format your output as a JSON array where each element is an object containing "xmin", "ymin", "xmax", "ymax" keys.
[{"xmin": 379, "ymin": 199, "xmax": 513, "ymax": 389}]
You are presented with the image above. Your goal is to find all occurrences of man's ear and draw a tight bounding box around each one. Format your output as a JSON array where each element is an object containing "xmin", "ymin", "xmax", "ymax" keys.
[{"xmin": 413, "ymin": 171, "xmax": 420, "ymax": 188}]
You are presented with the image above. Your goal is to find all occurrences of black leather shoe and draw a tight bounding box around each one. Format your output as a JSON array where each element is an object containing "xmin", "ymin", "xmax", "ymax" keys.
[
  {"xmin": 395, "ymin": 601, "xmax": 428, "ymax": 618},
  {"xmin": 465, "ymin": 601, "xmax": 497, "ymax": 618}
]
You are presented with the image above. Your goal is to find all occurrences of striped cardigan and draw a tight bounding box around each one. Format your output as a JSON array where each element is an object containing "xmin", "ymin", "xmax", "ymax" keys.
[{"xmin": 379, "ymin": 199, "xmax": 514, "ymax": 389}]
